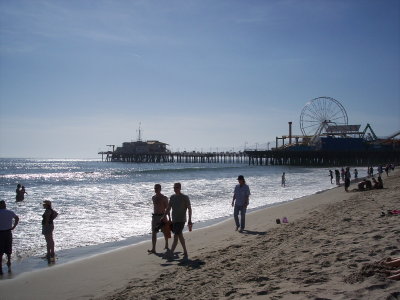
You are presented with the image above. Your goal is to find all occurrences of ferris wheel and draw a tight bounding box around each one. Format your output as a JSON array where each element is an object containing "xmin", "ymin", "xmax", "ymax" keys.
[{"xmin": 300, "ymin": 96, "xmax": 348, "ymax": 137}]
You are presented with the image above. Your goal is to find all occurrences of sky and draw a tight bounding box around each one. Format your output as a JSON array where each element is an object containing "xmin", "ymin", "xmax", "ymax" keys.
[{"xmin": 0, "ymin": 0, "xmax": 399, "ymax": 158}]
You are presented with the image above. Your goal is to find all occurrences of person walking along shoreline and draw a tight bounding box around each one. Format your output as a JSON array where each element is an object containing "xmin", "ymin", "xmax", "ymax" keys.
[
  {"xmin": 148, "ymin": 184, "xmax": 170, "ymax": 254},
  {"xmin": 232, "ymin": 175, "xmax": 250, "ymax": 233},
  {"xmin": 165, "ymin": 182, "xmax": 192, "ymax": 260}
]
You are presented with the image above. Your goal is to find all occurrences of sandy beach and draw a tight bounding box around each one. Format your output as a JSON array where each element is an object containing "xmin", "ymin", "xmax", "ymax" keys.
[{"xmin": 1, "ymin": 170, "xmax": 399, "ymax": 300}]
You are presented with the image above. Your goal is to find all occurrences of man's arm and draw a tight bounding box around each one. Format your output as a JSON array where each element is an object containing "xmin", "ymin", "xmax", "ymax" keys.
[
  {"xmin": 245, "ymin": 186, "xmax": 250, "ymax": 207},
  {"xmin": 244, "ymin": 196, "xmax": 249, "ymax": 208},
  {"xmin": 164, "ymin": 196, "xmax": 171, "ymax": 220},
  {"xmin": 163, "ymin": 199, "xmax": 172, "ymax": 220},
  {"xmin": 12, "ymin": 215, "xmax": 19, "ymax": 230},
  {"xmin": 187, "ymin": 204, "xmax": 192, "ymax": 224}
]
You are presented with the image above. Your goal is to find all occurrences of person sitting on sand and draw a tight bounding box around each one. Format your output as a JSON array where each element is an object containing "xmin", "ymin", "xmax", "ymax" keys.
[
  {"xmin": 148, "ymin": 184, "xmax": 170, "ymax": 254},
  {"xmin": 357, "ymin": 178, "xmax": 372, "ymax": 191},
  {"xmin": 372, "ymin": 178, "xmax": 383, "ymax": 189},
  {"xmin": 378, "ymin": 175, "xmax": 383, "ymax": 188}
]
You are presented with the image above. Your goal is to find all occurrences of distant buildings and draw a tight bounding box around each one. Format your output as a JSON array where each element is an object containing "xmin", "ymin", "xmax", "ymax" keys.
[{"xmin": 114, "ymin": 140, "xmax": 169, "ymax": 155}]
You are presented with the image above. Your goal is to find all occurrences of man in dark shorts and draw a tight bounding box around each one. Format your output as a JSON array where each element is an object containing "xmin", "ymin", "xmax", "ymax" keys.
[
  {"xmin": 148, "ymin": 184, "xmax": 170, "ymax": 254},
  {"xmin": 165, "ymin": 182, "xmax": 192, "ymax": 260},
  {"xmin": 0, "ymin": 200, "xmax": 19, "ymax": 274}
]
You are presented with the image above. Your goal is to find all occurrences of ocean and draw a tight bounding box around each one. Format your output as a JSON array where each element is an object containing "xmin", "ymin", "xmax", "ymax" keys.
[{"xmin": 0, "ymin": 158, "xmax": 343, "ymax": 274}]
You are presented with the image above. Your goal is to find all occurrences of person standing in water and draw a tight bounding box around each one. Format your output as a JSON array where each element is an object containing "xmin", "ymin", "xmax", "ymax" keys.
[
  {"xmin": 329, "ymin": 170, "xmax": 333, "ymax": 184},
  {"xmin": 0, "ymin": 200, "xmax": 19, "ymax": 274},
  {"xmin": 42, "ymin": 200, "xmax": 58, "ymax": 262}
]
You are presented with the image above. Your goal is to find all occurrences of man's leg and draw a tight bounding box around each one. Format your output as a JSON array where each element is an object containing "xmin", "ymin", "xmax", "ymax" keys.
[
  {"xmin": 233, "ymin": 206, "xmax": 240, "ymax": 230},
  {"xmin": 177, "ymin": 233, "xmax": 188, "ymax": 257},
  {"xmin": 240, "ymin": 206, "xmax": 247, "ymax": 231},
  {"xmin": 49, "ymin": 234, "xmax": 55, "ymax": 258},
  {"xmin": 45, "ymin": 234, "xmax": 55, "ymax": 259},
  {"xmin": 170, "ymin": 234, "xmax": 179, "ymax": 254},
  {"xmin": 45, "ymin": 235, "xmax": 51, "ymax": 258},
  {"xmin": 149, "ymin": 231, "xmax": 157, "ymax": 253},
  {"xmin": 6, "ymin": 253, "xmax": 11, "ymax": 272},
  {"xmin": 163, "ymin": 234, "xmax": 169, "ymax": 250},
  {"xmin": 0, "ymin": 253, "xmax": 3, "ymax": 275}
]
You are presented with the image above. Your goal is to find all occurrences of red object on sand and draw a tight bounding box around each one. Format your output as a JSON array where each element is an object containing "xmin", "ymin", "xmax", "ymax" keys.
[{"xmin": 163, "ymin": 220, "xmax": 172, "ymax": 238}]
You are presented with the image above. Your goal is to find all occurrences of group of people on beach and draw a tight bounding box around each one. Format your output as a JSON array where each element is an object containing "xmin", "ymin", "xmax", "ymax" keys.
[
  {"xmin": 0, "ymin": 185, "xmax": 58, "ymax": 275},
  {"xmin": 329, "ymin": 165, "xmax": 395, "ymax": 193},
  {"xmin": 148, "ymin": 182, "xmax": 192, "ymax": 260},
  {"xmin": 1, "ymin": 175, "xmax": 250, "ymax": 275},
  {"xmin": 149, "ymin": 175, "xmax": 250, "ymax": 260}
]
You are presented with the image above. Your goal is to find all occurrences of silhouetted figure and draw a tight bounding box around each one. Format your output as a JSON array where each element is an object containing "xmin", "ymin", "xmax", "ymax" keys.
[
  {"xmin": 42, "ymin": 200, "xmax": 58, "ymax": 262},
  {"xmin": 0, "ymin": 200, "xmax": 19, "ymax": 274}
]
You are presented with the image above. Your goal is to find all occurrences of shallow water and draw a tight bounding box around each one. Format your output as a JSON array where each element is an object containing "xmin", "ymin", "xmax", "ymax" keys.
[{"xmin": 1, "ymin": 158, "xmax": 340, "ymax": 269}]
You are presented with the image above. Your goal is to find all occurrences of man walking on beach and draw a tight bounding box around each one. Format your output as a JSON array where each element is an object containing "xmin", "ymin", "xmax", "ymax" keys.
[
  {"xmin": 0, "ymin": 200, "xmax": 19, "ymax": 274},
  {"xmin": 165, "ymin": 182, "xmax": 192, "ymax": 260},
  {"xmin": 232, "ymin": 175, "xmax": 250, "ymax": 233},
  {"xmin": 148, "ymin": 184, "xmax": 170, "ymax": 254}
]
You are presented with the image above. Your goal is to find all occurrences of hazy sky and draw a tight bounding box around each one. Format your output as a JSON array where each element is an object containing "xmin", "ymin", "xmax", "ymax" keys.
[{"xmin": 1, "ymin": 0, "xmax": 399, "ymax": 158}]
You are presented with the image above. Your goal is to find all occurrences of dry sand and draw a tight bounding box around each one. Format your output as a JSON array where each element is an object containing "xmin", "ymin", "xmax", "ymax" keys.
[{"xmin": 1, "ymin": 170, "xmax": 399, "ymax": 300}]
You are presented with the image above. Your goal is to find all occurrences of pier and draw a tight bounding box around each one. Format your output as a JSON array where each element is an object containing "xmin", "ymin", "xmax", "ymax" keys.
[
  {"xmin": 98, "ymin": 151, "xmax": 247, "ymax": 164},
  {"xmin": 245, "ymin": 149, "xmax": 400, "ymax": 166},
  {"xmin": 98, "ymin": 149, "xmax": 400, "ymax": 166}
]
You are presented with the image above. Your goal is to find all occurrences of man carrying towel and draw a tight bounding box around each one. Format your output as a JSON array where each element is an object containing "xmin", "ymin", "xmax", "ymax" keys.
[
  {"xmin": 232, "ymin": 175, "xmax": 250, "ymax": 233},
  {"xmin": 0, "ymin": 200, "xmax": 19, "ymax": 274},
  {"xmin": 148, "ymin": 184, "xmax": 170, "ymax": 254}
]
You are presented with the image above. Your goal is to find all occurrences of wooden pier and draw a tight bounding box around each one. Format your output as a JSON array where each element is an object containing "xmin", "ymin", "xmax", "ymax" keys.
[
  {"xmin": 245, "ymin": 149, "xmax": 400, "ymax": 166},
  {"xmin": 98, "ymin": 151, "xmax": 247, "ymax": 164},
  {"xmin": 99, "ymin": 149, "xmax": 400, "ymax": 166}
]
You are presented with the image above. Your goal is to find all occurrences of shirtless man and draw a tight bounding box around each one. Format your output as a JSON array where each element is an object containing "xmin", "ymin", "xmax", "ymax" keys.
[{"xmin": 148, "ymin": 184, "xmax": 170, "ymax": 254}]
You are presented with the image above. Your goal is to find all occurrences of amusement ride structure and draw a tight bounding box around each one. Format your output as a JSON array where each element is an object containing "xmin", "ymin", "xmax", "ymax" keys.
[{"xmin": 277, "ymin": 96, "xmax": 399, "ymax": 150}]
